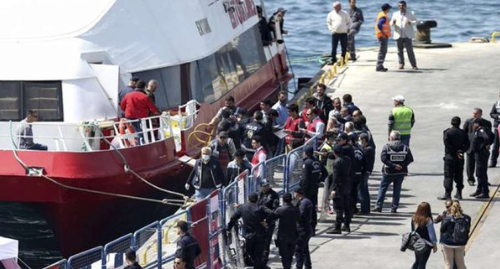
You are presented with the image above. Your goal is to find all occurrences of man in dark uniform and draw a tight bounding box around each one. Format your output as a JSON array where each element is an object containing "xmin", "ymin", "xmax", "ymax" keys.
[
  {"xmin": 301, "ymin": 146, "xmax": 328, "ymax": 234},
  {"xmin": 273, "ymin": 193, "xmax": 300, "ymax": 269},
  {"xmin": 242, "ymin": 111, "xmax": 269, "ymax": 160},
  {"xmin": 175, "ymin": 221, "xmax": 201, "ymax": 269},
  {"xmin": 348, "ymin": 133, "xmax": 365, "ymax": 214},
  {"xmin": 374, "ymin": 131, "xmax": 414, "ymax": 213},
  {"xmin": 226, "ymin": 192, "xmax": 272, "ymax": 269},
  {"xmin": 257, "ymin": 180, "xmax": 280, "ymax": 264},
  {"xmin": 294, "ymin": 188, "xmax": 313, "ymax": 269},
  {"xmin": 463, "ymin": 108, "xmax": 492, "ymax": 186},
  {"xmin": 489, "ymin": 93, "xmax": 500, "ymax": 167},
  {"xmin": 327, "ymin": 144, "xmax": 353, "ymax": 234},
  {"xmin": 124, "ymin": 249, "xmax": 142, "ymax": 269},
  {"xmin": 470, "ymin": 118, "xmax": 491, "ymax": 199},
  {"xmin": 438, "ymin": 116, "xmax": 469, "ymax": 200}
]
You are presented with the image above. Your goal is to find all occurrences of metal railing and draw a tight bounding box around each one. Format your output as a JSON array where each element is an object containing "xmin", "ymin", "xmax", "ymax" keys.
[{"xmin": 47, "ymin": 138, "xmax": 318, "ymax": 269}]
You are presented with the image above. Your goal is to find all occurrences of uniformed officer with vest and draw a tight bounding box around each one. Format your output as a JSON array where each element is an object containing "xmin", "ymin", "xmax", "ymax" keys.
[
  {"xmin": 226, "ymin": 192, "xmax": 272, "ymax": 269},
  {"xmin": 375, "ymin": 131, "xmax": 414, "ymax": 213},
  {"xmin": 301, "ymin": 146, "xmax": 328, "ymax": 234},
  {"xmin": 242, "ymin": 111, "xmax": 269, "ymax": 160},
  {"xmin": 438, "ymin": 117, "xmax": 469, "ymax": 200},
  {"xmin": 470, "ymin": 118, "xmax": 491, "ymax": 199},
  {"xmin": 175, "ymin": 221, "xmax": 201, "ymax": 269},
  {"xmin": 272, "ymin": 192, "xmax": 300, "ymax": 269},
  {"xmin": 375, "ymin": 3, "xmax": 392, "ymax": 72},
  {"xmin": 388, "ymin": 95, "xmax": 415, "ymax": 146},
  {"xmin": 489, "ymin": 92, "xmax": 500, "ymax": 167},
  {"xmin": 327, "ymin": 144, "xmax": 353, "ymax": 234},
  {"xmin": 257, "ymin": 180, "xmax": 280, "ymax": 264}
]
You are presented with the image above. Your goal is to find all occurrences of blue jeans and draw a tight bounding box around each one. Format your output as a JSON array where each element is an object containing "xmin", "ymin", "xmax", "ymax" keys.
[
  {"xmin": 376, "ymin": 174, "xmax": 405, "ymax": 210},
  {"xmin": 400, "ymin": 135, "xmax": 411, "ymax": 147},
  {"xmin": 358, "ymin": 172, "xmax": 371, "ymax": 213},
  {"xmin": 128, "ymin": 119, "xmax": 144, "ymax": 145},
  {"xmin": 194, "ymin": 188, "xmax": 216, "ymax": 202}
]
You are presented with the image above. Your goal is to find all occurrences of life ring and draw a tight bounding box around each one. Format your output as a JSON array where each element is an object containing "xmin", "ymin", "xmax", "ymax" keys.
[{"xmin": 119, "ymin": 119, "xmax": 136, "ymax": 147}]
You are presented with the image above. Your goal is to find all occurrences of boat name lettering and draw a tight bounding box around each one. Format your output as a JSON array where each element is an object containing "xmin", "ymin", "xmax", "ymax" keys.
[
  {"xmin": 196, "ymin": 18, "xmax": 212, "ymax": 36},
  {"xmin": 228, "ymin": 0, "xmax": 257, "ymax": 29}
]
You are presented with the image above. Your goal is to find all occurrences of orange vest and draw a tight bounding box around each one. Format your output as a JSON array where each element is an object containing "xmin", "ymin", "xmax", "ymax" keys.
[{"xmin": 375, "ymin": 11, "xmax": 391, "ymax": 38}]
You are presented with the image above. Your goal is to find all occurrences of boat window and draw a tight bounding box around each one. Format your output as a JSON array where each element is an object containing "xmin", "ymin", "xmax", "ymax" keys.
[
  {"xmin": 133, "ymin": 65, "xmax": 182, "ymax": 110},
  {"xmin": 233, "ymin": 26, "xmax": 267, "ymax": 78},
  {"xmin": 0, "ymin": 81, "xmax": 63, "ymax": 121}
]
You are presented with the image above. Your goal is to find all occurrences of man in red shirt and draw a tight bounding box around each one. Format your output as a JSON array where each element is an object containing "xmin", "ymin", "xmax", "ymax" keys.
[
  {"xmin": 120, "ymin": 80, "xmax": 159, "ymax": 143},
  {"xmin": 284, "ymin": 104, "xmax": 306, "ymax": 152}
]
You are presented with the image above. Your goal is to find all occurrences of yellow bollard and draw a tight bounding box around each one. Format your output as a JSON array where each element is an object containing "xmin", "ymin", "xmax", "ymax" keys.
[
  {"xmin": 333, "ymin": 63, "xmax": 338, "ymax": 75},
  {"xmin": 340, "ymin": 58, "xmax": 344, "ymax": 67},
  {"xmin": 320, "ymin": 74, "xmax": 326, "ymax": 84},
  {"xmin": 345, "ymin": 53, "xmax": 350, "ymax": 64},
  {"xmin": 492, "ymin": 32, "xmax": 500, "ymax": 43}
]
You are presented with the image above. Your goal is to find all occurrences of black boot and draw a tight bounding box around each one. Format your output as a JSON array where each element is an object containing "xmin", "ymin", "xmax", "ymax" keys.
[
  {"xmin": 437, "ymin": 192, "xmax": 451, "ymax": 200},
  {"xmin": 327, "ymin": 224, "xmax": 342, "ymax": 234},
  {"xmin": 454, "ymin": 190, "xmax": 463, "ymax": 200},
  {"xmin": 341, "ymin": 223, "xmax": 351, "ymax": 233}
]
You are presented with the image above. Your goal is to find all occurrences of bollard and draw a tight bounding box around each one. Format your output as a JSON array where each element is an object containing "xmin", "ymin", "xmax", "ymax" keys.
[
  {"xmin": 492, "ymin": 32, "xmax": 500, "ymax": 43},
  {"xmin": 320, "ymin": 74, "xmax": 326, "ymax": 84},
  {"xmin": 415, "ymin": 20, "xmax": 437, "ymax": 44},
  {"xmin": 333, "ymin": 63, "xmax": 338, "ymax": 75},
  {"xmin": 345, "ymin": 53, "xmax": 350, "ymax": 63}
]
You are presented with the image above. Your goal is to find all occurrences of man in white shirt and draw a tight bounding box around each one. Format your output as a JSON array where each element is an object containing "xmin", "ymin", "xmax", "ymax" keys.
[
  {"xmin": 391, "ymin": 1, "xmax": 418, "ymax": 70},
  {"xmin": 327, "ymin": 1, "xmax": 352, "ymax": 64}
]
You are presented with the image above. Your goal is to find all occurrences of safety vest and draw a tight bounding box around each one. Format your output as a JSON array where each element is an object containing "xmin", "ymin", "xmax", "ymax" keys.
[
  {"xmin": 392, "ymin": 106, "xmax": 413, "ymax": 135},
  {"xmin": 384, "ymin": 144, "xmax": 409, "ymax": 175},
  {"xmin": 320, "ymin": 142, "xmax": 334, "ymax": 176},
  {"xmin": 375, "ymin": 11, "xmax": 391, "ymax": 38},
  {"xmin": 285, "ymin": 117, "xmax": 304, "ymax": 144},
  {"xmin": 307, "ymin": 118, "xmax": 325, "ymax": 144},
  {"xmin": 252, "ymin": 147, "xmax": 267, "ymax": 166}
]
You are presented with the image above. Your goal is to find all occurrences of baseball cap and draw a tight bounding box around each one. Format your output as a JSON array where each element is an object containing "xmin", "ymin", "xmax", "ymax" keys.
[
  {"xmin": 381, "ymin": 3, "xmax": 392, "ymax": 10},
  {"xmin": 304, "ymin": 146, "xmax": 314, "ymax": 156},
  {"xmin": 129, "ymin": 76, "xmax": 139, "ymax": 82},
  {"xmin": 392, "ymin": 95, "xmax": 405, "ymax": 103},
  {"xmin": 336, "ymin": 132, "xmax": 348, "ymax": 141}
]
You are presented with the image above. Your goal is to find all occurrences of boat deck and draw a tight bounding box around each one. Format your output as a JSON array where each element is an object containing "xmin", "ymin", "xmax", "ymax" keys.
[{"xmin": 267, "ymin": 42, "xmax": 500, "ymax": 269}]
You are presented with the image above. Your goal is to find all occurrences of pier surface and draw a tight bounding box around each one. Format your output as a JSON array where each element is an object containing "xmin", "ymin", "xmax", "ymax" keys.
[{"xmin": 269, "ymin": 42, "xmax": 500, "ymax": 269}]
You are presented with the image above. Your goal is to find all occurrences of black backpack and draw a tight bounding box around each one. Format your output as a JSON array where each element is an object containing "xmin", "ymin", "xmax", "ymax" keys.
[{"xmin": 452, "ymin": 216, "xmax": 471, "ymax": 245}]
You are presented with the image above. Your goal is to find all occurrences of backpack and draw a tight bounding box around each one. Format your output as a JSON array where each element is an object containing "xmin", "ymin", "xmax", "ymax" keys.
[
  {"xmin": 452, "ymin": 216, "xmax": 471, "ymax": 244},
  {"xmin": 401, "ymin": 221, "xmax": 432, "ymax": 254}
]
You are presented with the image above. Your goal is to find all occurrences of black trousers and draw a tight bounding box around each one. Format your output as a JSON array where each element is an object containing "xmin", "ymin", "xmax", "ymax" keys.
[
  {"xmin": 491, "ymin": 127, "xmax": 499, "ymax": 164},
  {"xmin": 277, "ymin": 237, "xmax": 296, "ymax": 269},
  {"xmin": 476, "ymin": 151, "xmax": 490, "ymax": 195},
  {"xmin": 245, "ymin": 236, "xmax": 266, "ymax": 269},
  {"xmin": 334, "ymin": 194, "xmax": 352, "ymax": 227},
  {"xmin": 263, "ymin": 223, "xmax": 275, "ymax": 262},
  {"xmin": 306, "ymin": 189, "xmax": 318, "ymax": 231},
  {"xmin": 331, "ymin": 33, "xmax": 348, "ymax": 63},
  {"xmin": 350, "ymin": 174, "xmax": 362, "ymax": 211},
  {"xmin": 411, "ymin": 246, "xmax": 432, "ymax": 269},
  {"xmin": 443, "ymin": 156, "xmax": 464, "ymax": 194},
  {"xmin": 466, "ymin": 152, "xmax": 475, "ymax": 183},
  {"xmin": 295, "ymin": 231, "xmax": 312, "ymax": 269}
]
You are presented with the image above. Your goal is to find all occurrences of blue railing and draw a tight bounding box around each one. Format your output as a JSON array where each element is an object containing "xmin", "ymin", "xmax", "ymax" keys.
[{"xmin": 45, "ymin": 136, "xmax": 317, "ymax": 269}]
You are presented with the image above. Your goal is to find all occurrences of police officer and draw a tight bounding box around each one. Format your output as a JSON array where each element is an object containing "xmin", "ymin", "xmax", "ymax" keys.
[
  {"xmin": 348, "ymin": 133, "xmax": 365, "ymax": 214},
  {"xmin": 438, "ymin": 117, "xmax": 469, "ymax": 200},
  {"xmin": 257, "ymin": 180, "xmax": 280, "ymax": 264},
  {"xmin": 294, "ymin": 187, "xmax": 313, "ymax": 269},
  {"xmin": 301, "ymin": 146, "xmax": 328, "ymax": 234},
  {"xmin": 489, "ymin": 92, "xmax": 500, "ymax": 167},
  {"xmin": 243, "ymin": 111, "xmax": 269, "ymax": 160},
  {"xmin": 463, "ymin": 107, "xmax": 492, "ymax": 186},
  {"xmin": 358, "ymin": 133, "xmax": 374, "ymax": 214},
  {"xmin": 327, "ymin": 144, "xmax": 352, "ymax": 234},
  {"xmin": 226, "ymin": 192, "xmax": 271, "ymax": 269},
  {"xmin": 374, "ymin": 131, "xmax": 414, "ymax": 213},
  {"xmin": 175, "ymin": 221, "xmax": 201, "ymax": 269},
  {"xmin": 388, "ymin": 95, "xmax": 415, "ymax": 146},
  {"xmin": 273, "ymin": 193, "xmax": 300, "ymax": 269},
  {"xmin": 470, "ymin": 118, "xmax": 491, "ymax": 199}
]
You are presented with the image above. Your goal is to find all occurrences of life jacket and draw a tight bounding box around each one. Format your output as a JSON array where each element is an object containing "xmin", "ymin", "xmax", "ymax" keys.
[
  {"xmin": 392, "ymin": 105, "xmax": 413, "ymax": 135},
  {"xmin": 306, "ymin": 117, "xmax": 325, "ymax": 144},
  {"xmin": 384, "ymin": 143, "xmax": 409, "ymax": 175},
  {"xmin": 375, "ymin": 11, "xmax": 391, "ymax": 38},
  {"xmin": 284, "ymin": 117, "xmax": 304, "ymax": 144},
  {"xmin": 320, "ymin": 142, "xmax": 335, "ymax": 176}
]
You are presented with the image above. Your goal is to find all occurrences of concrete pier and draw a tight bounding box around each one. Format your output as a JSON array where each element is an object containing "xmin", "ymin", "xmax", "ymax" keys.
[{"xmin": 268, "ymin": 42, "xmax": 500, "ymax": 269}]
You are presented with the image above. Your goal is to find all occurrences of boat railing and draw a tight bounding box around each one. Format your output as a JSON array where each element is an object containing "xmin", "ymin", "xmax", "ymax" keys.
[
  {"xmin": 0, "ymin": 115, "xmax": 175, "ymax": 152},
  {"xmin": 46, "ymin": 136, "xmax": 319, "ymax": 269},
  {"xmin": 0, "ymin": 99, "xmax": 202, "ymax": 153}
]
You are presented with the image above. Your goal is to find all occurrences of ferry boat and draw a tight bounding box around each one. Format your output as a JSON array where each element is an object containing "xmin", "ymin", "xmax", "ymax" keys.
[{"xmin": 0, "ymin": 0, "xmax": 291, "ymax": 257}]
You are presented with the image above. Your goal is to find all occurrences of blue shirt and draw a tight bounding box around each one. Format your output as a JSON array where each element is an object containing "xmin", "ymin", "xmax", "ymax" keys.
[
  {"xmin": 272, "ymin": 101, "xmax": 288, "ymax": 126},
  {"xmin": 377, "ymin": 17, "xmax": 387, "ymax": 31}
]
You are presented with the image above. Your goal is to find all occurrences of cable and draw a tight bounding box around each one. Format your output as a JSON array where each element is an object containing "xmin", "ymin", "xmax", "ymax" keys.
[
  {"xmin": 18, "ymin": 257, "xmax": 33, "ymax": 269},
  {"xmin": 282, "ymin": 40, "xmax": 298, "ymax": 94}
]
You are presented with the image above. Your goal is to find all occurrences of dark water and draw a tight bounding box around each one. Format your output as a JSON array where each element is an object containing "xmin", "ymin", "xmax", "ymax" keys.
[{"xmin": 264, "ymin": 0, "xmax": 500, "ymax": 80}]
